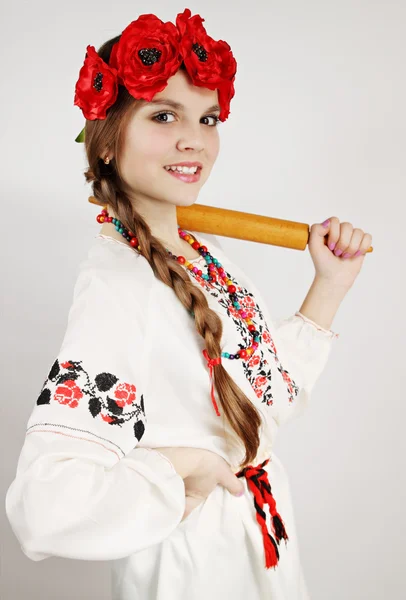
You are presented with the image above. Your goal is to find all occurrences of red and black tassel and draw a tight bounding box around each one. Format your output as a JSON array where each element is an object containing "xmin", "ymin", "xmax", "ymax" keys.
[{"xmin": 236, "ymin": 458, "xmax": 289, "ymax": 569}]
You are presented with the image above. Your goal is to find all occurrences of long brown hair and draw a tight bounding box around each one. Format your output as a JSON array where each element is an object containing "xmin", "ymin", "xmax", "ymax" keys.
[{"xmin": 83, "ymin": 36, "xmax": 263, "ymax": 469}]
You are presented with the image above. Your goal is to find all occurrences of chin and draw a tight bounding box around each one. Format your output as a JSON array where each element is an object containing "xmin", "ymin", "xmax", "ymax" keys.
[
  {"xmin": 159, "ymin": 189, "xmax": 200, "ymax": 207},
  {"xmin": 177, "ymin": 193, "xmax": 199, "ymax": 206}
]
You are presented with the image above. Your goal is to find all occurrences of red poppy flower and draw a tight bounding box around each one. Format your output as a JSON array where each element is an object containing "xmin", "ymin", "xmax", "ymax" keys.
[
  {"xmin": 175, "ymin": 8, "xmax": 237, "ymax": 120},
  {"xmin": 109, "ymin": 14, "xmax": 182, "ymax": 102},
  {"xmin": 74, "ymin": 45, "xmax": 119, "ymax": 120}
]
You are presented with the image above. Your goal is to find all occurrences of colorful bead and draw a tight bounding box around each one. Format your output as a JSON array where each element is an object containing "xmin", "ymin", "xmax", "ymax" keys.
[{"xmin": 96, "ymin": 208, "xmax": 260, "ymax": 379}]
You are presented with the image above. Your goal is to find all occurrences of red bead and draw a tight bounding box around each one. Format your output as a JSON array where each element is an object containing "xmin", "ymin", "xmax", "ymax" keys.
[
  {"xmin": 192, "ymin": 241, "xmax": 200, "ymax": 250},
  {"xmin": 248, "ymin": 325, "xmax": 256, "ymax": 332},
  {"xmin": 96, "ymin": 215, "xmax": 104, "ymax": 223},
  {"xmin": 239, "ymin": 349, "xmax": 248, "ymax": 359},
  {"xmin": 177, "ymin": 256, "xmax": 186, "ymax": 264},
  {"xmin": 228, "ymin": 285, "xmax": 237, "ymax": 294},
  {"xmin": 201, "ymin": 246, "xmax": 207, "ymax": 253},
  {"xmin": 197, "ymin": 270, "xmax": 203, "ymax": 276},
  {"xmin": 130, "ymin": 237, "xmax": 138, "ymax": 247}
]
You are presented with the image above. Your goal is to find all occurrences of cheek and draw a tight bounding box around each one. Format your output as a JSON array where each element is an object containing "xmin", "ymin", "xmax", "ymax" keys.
[
  {"xmin": 124, "ymin": 125, "xmax": 172, "ymax": 171},
  {"xmin": 207, "ymin": 131, "xmax": 220, "ymax": 161}
]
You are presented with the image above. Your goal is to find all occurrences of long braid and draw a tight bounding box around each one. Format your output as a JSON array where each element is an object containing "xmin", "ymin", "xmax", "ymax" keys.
[{"xmin": 81, "ymin": 37, "xmax": 263, "ymax": 470}]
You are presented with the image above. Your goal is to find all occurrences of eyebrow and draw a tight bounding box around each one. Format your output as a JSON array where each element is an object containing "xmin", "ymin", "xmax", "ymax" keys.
[{"xmin": 143, "ymin": 98, "xmax": 221, "ymax": 113}]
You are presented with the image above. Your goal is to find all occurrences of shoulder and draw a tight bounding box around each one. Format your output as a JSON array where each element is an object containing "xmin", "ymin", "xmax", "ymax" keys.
[
  {"xmin": 76, "ymin": 235, "xmax": 156, "ymax": 295},
  {"xmin": 68, "ymin": 236, "xmax": 157, "ymax": 331}
]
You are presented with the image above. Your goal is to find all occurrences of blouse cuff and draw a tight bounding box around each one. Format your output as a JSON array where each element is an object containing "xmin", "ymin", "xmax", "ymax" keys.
[{"xmin": 294, "ymin": 311, "xmax": 340, "ymax": 340}]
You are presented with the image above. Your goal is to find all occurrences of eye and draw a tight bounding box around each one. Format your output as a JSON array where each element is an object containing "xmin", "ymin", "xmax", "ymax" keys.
[
  {"xmin": 152, "ymin": 111, "xmax": 221, "ymax": 126},
  {"xmin": 153, "ymin": 111, "xmax": 176, "ymax": 123},
  {"xmin": 202, "ymin": 115, "xmax": 221, "ymax": 127}
]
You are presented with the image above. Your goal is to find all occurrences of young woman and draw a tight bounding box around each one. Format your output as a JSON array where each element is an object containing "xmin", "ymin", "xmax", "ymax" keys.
[{"xmin": 6, "ymin": 9, "xmax": 371, "ymax": 600}]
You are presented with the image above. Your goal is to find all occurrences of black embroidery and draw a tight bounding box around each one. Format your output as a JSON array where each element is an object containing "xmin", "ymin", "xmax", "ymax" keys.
[
  {"xmin": 189, "ymin": 267, "xmax": 300, "ymax": 406},
  {"xmin": 36, "ymin": 359, "xmax": 146, "ymax": 441},
  {"xmin": 37, "ymin": 387, "xmax": 51, "ymax": 405},
  {"xmin": 134, "ymin": 420, "xmax": 145, "ymax": 441},
  {"xmin": 95, "ymin": 372, "xmax": 119, "ymax": 392}
]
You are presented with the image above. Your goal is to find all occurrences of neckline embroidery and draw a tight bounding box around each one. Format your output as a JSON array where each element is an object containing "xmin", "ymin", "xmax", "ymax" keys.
[{"xmin": 95, "ymin": 231, "xmax": 299, "ymax": 411}]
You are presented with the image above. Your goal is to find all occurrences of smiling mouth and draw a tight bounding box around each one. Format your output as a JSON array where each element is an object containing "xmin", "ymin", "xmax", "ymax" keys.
[
  {"xmin": 163, "ymin": 166, "xmax": 202, "ymax": 182},
  {"xmin": 164, "ymin": 165, "xmax": 202, "ymax": 174}
]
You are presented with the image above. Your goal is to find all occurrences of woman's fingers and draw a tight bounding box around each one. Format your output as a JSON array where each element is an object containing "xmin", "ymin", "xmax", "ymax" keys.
[{"xmin": 217, "ymin": 464, "xmax": 245, "ymax": 497}]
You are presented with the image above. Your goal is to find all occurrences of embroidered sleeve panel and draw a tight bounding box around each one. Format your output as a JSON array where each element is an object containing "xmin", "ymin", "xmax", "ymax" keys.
[
  {"xmin": 28, "ymin": 357, "xmax": 146, "ymax": 464},
  {"xmin": 26, "ymin": 267, "xmax": 149, "ymax": 467}
]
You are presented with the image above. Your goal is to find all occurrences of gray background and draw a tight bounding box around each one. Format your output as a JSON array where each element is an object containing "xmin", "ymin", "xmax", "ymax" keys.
[{"xmin": 1, "ymin": 0, "xmax": 404, "ymax": 598}]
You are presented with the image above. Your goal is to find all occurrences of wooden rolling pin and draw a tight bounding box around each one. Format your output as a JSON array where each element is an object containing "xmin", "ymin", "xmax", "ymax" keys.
[{"xmin": 88, "ymin": 196, "xmax": 373, "ymax": 253}]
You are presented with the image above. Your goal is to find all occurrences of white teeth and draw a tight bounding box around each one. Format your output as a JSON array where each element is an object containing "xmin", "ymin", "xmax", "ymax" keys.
[{"xmin": 165, "ymin": 165, "xmax": 199, "ymax": 174}]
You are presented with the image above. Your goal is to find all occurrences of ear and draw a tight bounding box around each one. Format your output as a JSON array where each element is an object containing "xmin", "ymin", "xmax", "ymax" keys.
[{"xmin": 100, "ymin": 150, "xmax": 114, "ymax": 162}]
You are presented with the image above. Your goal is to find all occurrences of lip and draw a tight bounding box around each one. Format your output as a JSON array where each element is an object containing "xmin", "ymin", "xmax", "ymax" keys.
[
  {"xmin": 165, "ymin": 166, "xmax": 201, "ymax": 183},
  {"xmin": 164, "ymin": 161, "xmax": 202, "ymax": 183},
  {"xmin": 164, "ymin": 161, "xmax": 203, "ymax": 168}
]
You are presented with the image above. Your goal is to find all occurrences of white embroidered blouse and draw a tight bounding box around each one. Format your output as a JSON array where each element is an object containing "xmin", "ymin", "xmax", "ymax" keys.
[{"xmin": 6, "ymin": 231, "xmax": 339, "ymax": 600}]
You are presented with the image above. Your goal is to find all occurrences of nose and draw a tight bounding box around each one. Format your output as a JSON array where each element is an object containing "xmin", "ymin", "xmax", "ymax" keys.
[{"xmin": 176, "ymin": 121, "xmax": 204, "ymax": 153}]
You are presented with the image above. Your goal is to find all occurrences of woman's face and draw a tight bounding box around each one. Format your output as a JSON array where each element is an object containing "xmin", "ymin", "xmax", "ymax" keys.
[{"xmin": 119, "ymin": 68, "xmax": 221, "ymax": 208}]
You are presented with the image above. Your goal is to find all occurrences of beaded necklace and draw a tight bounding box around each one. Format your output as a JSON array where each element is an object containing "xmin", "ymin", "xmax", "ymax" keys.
[{"xmin": 96, "ymin": 207, "xmax": 261, "ymax": 416}]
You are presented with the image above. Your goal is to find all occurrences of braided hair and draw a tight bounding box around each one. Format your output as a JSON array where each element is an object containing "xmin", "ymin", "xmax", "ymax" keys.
[{"xmin": 82, "ymin": 36, "xmax": 263, "ymax": 469}]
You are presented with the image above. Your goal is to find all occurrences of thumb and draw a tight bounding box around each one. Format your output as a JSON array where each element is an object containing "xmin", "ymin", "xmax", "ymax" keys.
[
  {"xmin": 308, "ymin": 219, "xmax": 331, "ymax": 250},
  {"xmin": 219, "ymin": 468, "xmax": 245, "ymax": 497}
]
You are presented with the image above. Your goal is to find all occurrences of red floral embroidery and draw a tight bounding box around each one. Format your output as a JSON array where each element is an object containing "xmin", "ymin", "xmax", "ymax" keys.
[
  {"xmin": 262, "ymin": 330, "xmax": 271, "ymax": 344},
  {"xmin": 37, "ymin": 359, "xmax": 146, "ymax": 441},
  {"xmin": 240, "ymin": 296, "xmax": 255, "ymax": 309},
  {"xmin": 101, "ymin": 413, "xmax": 114, "ymax": 423},
  {"xmin": 114, "ymin": 382, "xmax": 137, "ymax": 407},
  {"xmin": 228, "ymin": 305, "xmax": 240, "ymax": 318},
  {"xmin": 253, "ymin": 375, "xmax": 268, "ymax": 398},
  {"xmin": 248, "ymin": 354, "xmax": 261, "ymax": 368},
  {"xmin": 55, "ymin": 380, "xmax": 83, "ymax": 408},
  {"xmin": 187, "ymin": 260, "xmax": 300, "ymax": 408}
]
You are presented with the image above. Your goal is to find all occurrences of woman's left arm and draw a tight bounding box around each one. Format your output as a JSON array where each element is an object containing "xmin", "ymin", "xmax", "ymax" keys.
[
  {"xmin": 267, "ymin": 216, "xmax": 372, "ymax": 426},
  {"xmin": 299, "ymin": 216, "xmax": 373, "ymax": 330},
  {"xmin": 298, "ymin": 277, "xmax": 349, "ymax": 331}
]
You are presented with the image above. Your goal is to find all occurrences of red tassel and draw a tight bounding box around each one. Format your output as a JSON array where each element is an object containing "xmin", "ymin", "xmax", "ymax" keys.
[
  {"xmin": 264, "ymin": 533, "xmax": 280, "ymax": 569},
  {"xmin": 202, "ymin": 349, "xmax": 222, "ymax": 416},
  {"xmin": 236, "ymin": 458, "xmax": 289, "ymax": 569}
]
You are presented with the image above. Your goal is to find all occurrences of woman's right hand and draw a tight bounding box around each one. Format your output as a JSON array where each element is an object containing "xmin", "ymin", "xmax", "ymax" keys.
[{"xmin": 154, "ymin": 447, "xmax": 245, "ymax": 521}]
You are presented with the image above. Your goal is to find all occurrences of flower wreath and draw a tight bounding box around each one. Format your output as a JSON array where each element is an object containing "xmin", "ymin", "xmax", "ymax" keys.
[{"xmin": 73, "ymin": 8, "xmax": 237, "ymax": 142}]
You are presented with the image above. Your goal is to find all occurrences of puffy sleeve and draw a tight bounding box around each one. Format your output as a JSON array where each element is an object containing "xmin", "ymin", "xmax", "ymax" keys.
[
  {"xmin": 268, "ymin": 310, "xmax": 339, "ymax": 425},
  {"xmin": 5, "ymin": 266, "xmax": 186, "ymax": 561},
  {"xmin": 227, "ymin": 260, "xmax": 340, "ymax": 427}
]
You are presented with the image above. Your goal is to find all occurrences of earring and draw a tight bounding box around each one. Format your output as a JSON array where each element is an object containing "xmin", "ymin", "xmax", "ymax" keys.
[{"xmin": 104, "ymin": 156, "xmax": 110, "ymax": 164}]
